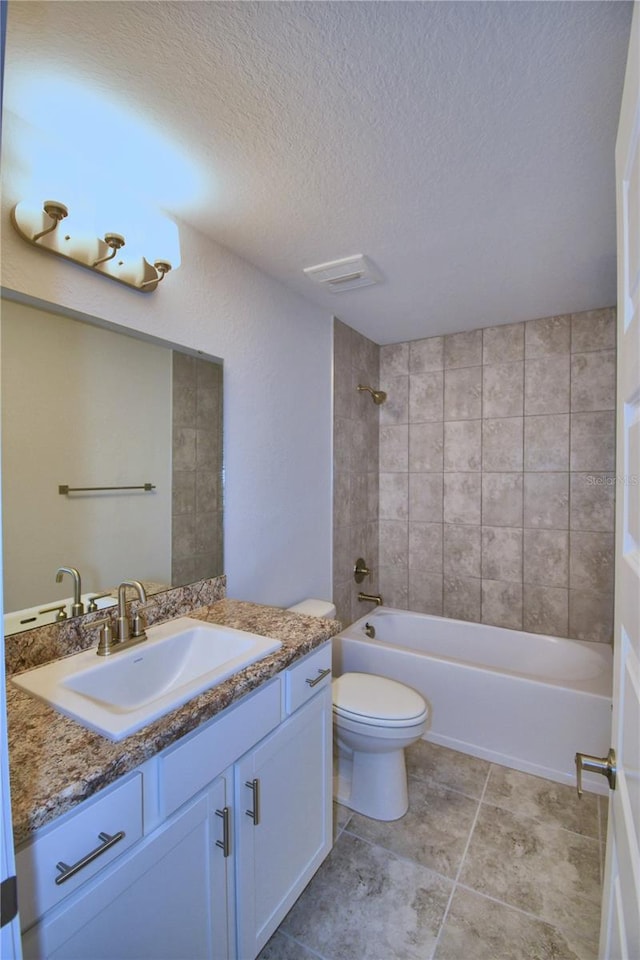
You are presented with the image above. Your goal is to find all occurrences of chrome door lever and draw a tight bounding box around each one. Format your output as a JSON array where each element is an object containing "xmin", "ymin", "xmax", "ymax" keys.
[{"xmin": 575, "ymin": 748, "xmax": 616, "ymax": 797}]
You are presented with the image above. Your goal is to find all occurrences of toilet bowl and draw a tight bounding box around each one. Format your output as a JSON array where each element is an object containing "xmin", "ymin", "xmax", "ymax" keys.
[{"xmin": 333, "ymin": 672, "xmax": 429, "ymax": 822}]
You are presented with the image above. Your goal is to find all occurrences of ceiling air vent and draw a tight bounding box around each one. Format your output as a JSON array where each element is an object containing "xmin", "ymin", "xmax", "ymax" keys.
[{"xmin": 303, "ymin": 254, "xmax": 380, "ymax": 292}]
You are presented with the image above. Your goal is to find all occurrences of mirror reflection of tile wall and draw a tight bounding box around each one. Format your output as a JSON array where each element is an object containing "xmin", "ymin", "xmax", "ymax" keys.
[{"xmin": 171, "ymin": 353, "xmax": 224, "ymax": 585}]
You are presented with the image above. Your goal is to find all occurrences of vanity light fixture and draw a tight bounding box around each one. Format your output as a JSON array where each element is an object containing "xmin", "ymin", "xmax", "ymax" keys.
[{"xmin": 11, "ymin": 199, "xmax": 180, "ymax": 293}]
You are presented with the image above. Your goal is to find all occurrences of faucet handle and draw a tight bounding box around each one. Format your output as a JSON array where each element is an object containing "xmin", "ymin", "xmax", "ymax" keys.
[
  {"xmin": 131, "ymin": 609, "xmax": 147, "ymax": 639},
  {"xmin": 87, "ymin": 592, "xmax": 113, "ymax": 613},
  {"xmin": 93, "ymin": 618, "xmax": 115, "ymax": 657},
  {"xmin": 38, "ymin": 603, "xmax": 68, "ymax": 621}
]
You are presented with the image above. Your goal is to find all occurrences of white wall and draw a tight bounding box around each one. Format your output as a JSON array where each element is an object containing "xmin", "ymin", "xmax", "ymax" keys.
[
  {"xmin": 1, "ymin": 116, "xmax": 334, "ymax": 609},
  {"xmin": 1, "ymin": 301, "xmax": 173, "ymax": 610}
]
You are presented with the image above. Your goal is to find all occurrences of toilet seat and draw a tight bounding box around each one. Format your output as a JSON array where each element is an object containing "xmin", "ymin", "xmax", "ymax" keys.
[{"xmin": 333, "ymin": 673, "xmax": 428, "ymax": 728}]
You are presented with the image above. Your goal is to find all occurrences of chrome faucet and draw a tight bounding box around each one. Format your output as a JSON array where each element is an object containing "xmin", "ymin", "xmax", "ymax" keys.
[
  {"xmin": 116, "ymin": 580, "xmax": 148, "ymax": 641},
  {"xmin": 55, "ymin": 566, "xmax": 83, "ymax": 616}
]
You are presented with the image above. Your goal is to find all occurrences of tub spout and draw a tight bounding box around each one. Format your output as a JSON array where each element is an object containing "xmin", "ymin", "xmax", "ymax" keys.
[{"xmin": 358, "ymin": 592, "xmax": 383, "ymax": 606}]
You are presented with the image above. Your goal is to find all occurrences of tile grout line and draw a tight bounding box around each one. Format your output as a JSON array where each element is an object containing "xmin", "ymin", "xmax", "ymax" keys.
[
  {"xmin": 429, "ymin": 762, "xmax": 493, "ymax": 959},
  {"xmin": 275, "ymin": 927, "xmax": 330, "ymax": 960}
]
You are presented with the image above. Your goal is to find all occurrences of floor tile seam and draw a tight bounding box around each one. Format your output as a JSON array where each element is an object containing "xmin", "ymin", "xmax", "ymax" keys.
[
  {"xmin": 339, "ymin": 824, "xmax": 456, "ymax": 886},
  {"xmin": 477, "ymin": 795, "xmax": 602, "ymax": 842},
  {"xmin": 452, "ymin": 878, "xmax": 590, "ymax": 934},
  {"xmin": 408, "ymin": 771, "xmax": 489, "ymax": 803},
  {"xmin": 275, "ymin": 927, "xmax": 331, "ymax": 960},
  {"xmin": 455, "ymin": 874, "xmax": 604, "ymax": 927},
  {"xmin": 431, "ymin": 761, "xmax": 492, "ymax": 958}
]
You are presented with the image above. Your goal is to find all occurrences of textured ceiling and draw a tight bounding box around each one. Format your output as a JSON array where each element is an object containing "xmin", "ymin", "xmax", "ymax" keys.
[{"xmin": 3, "ymin": 1, "xmax": 634, "ymax": 344}]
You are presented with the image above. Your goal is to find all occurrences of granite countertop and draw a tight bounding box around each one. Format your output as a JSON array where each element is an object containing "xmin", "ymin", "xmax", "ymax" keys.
[{"xmin": 8, "ymin": 599, "xmax": 341, "ymax": 847}]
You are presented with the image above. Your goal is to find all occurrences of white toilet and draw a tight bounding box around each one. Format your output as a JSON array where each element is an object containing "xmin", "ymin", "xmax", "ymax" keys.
[
  {"xmin": 332, "ymin": 672, "xmax": 429, "ymax": 821},
  {"xmin": 286, "ymin": 599, "xmax": 429, "ymax": 822}
]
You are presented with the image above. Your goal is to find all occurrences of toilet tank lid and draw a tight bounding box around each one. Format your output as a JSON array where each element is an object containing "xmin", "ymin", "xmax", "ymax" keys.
[{"xmin": 287, "ymin": 599, "xmax": 337, "ymax": 619}]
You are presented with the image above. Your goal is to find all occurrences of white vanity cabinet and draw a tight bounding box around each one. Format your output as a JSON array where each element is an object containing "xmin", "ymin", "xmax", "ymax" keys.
[
  {"xmin": 236, "ymin": 647, "xmax": 333, "ymax": 959},
  {"xmin": 22, "ymin": 786, "xmax": 226, "ymax": 960},
  {"xmin": 17, "ymin": 641, "xmax": 333, "ymax": 960}
]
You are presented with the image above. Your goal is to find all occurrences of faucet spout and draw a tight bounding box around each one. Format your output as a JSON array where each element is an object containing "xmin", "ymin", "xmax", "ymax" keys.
[
  {"xmin": 55, "ymin": 566, "xmax": 83, "ymax": 616},
  {"xmin": 116, "ymin": 580, "xmax": 147, "ymax": 641},
  {"xmin": 358, "ymin": 592, "xmax": 383, "ymax": 606}
]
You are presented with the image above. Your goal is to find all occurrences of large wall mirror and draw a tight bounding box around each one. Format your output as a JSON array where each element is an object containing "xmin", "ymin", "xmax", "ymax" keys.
[{"xmin": 1, "ymin": 294, "xmax": 224, "ymax": 636}]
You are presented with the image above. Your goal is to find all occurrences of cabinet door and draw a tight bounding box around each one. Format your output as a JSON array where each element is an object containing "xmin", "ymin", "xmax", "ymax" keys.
[
  {"xmin": 235, "ymin": 687, "xmax": 332, "ymax": 959},
  {"xmin": 23, "ymin": 783, "xmax": 232, "ymax": 960}
]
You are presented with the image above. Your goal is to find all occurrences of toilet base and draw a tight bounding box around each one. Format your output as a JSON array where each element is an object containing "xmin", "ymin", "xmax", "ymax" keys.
[{"xmin": 334, "ymin": 743, "xmax": 409, "ymax": 821}]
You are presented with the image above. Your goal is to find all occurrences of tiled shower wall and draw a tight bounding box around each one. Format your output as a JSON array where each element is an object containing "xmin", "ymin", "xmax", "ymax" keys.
[
  {"xmin": 333, "ymin": 320, "xmax": 380, "ymax": 627},
  {"xmin": 377, "ymin": 308, "xmax": 616, "ymax": 642},
  {"xmin": 172, "ymin": 352, "xmax": 224, "ymax": 586}
]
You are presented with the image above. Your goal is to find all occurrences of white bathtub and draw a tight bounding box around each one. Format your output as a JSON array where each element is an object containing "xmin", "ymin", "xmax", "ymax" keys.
[{"xmin": 331, "ymin": 607, "xmax": 613, "ymax": 794}]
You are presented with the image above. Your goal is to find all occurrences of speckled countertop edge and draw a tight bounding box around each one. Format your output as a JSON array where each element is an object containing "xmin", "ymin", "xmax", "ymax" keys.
[{"xmin": 8, "ymin": 599, "xmax": 341, "ymax": 847}]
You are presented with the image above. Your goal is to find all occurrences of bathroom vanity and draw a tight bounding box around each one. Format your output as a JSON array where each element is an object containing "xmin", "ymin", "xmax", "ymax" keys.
[{"xmin": 7, "ymin": 599, "xmax": 338, "ymax": 960}]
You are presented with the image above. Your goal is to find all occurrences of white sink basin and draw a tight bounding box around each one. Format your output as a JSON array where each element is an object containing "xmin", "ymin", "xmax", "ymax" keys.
[{"xmin": 12, "ymin": 617, "xmax": 282, "ymax": 741}]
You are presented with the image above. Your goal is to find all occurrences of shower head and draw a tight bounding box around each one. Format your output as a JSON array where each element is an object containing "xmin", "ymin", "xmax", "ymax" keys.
[{"xmin": 357, "ymin": 384, "xmax": 387, "ymax": 405}]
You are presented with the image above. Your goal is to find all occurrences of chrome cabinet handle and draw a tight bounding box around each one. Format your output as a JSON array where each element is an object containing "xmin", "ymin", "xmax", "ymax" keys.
[
  {"xmin": 245, "ymin": 778, "xmax": 260, "ymax": 825},
  {"xmin": 306, "ymin": 667, "xmax": 331, "ymax": 688},
  {"xmin": 215, "ymin": 807, "xmax": 231, "ymax": 857},
  {"xmin": 55, "ymin": 830, "xmax": 125, "ymax": 885}
]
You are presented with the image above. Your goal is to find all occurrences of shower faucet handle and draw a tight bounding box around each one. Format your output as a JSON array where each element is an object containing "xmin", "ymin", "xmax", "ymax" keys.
[{"xmin": 354, "ymin": 558, "xmax": 371, "ymax": 584}]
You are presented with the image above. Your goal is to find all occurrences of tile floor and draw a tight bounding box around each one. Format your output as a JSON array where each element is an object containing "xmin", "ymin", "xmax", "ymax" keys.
[{"xmin": 258, "ymin": 741, "xmax": 607, "ymax": 960}]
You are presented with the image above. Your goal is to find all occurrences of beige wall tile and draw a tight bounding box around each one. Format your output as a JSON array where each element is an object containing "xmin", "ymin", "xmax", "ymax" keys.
[
  {"xmin": 408, "ymin": 574, "xmax": 443, "ymax": 615},
  {"xmin": 482, "ymin": 527, "xmax": 523, "ymax": 582},
  {"xmin": 173, "ymin": 427, "xmax": 197, "ymax": 470},
  {"xmin": 524, "ymin": 473, "xmax": 569, "ymax": 529},
  {"xmin": 482, "ymin": 418, "xmax": 523, "ymax": 472},
  {"xmin": 444, "ymin": 366, "xmax": 482, "ymax": 420},
  {"xmin": 172, "ymin": 471, "xmax": 196, "ymax": 515},
  {"xmin": 570, "ymin": 474, "xmax": 615, "ymax": 531},
  {"xmin": 482, "ymin": 322, "xmax": 525, "ymax": 364},
  {"xmin": 444, "ymin": 420, "xmax": 481, "ymax": 472},
  {"xmin": 444, "ymin": 473, "xmax": 481, "ymax": 525},
  {"xmin": 481, "ymin": 580, "xmax": 523, "ymax": 629},
  {"xmin": 409, "ymin": 522, "xmax": 443, "ymax": 576},
  {"xmin": 571, "ymin": 351, "xmax": 616, "ymax": 412},
  {"xmin": 524, "ymin": 414, "xmax": 570, "ymax": 471},
  {"xmin": 380, "ymin": 341, "xmax": 409, "ymax": 377},
  {"xmin": 380, "ymin": 424, "xmax": 408, "ymax": 471},
  {"xmin": 523, "ymin": 585, "xmax": 569, "ymax": 637},
  {"xmin": 483, "ymin": 362, "xmax": 524, "ymax": 418},
  {"xmin": 524, "ymin": 356, "xmax": 570, "ymax": 415},
  {"xmin": 444, "ymin": 524, "xmax": 481, "ymax": 578},
  {"xmin": 525, "ymin": 315, "xmax": 571, "ymax": 358},
  {"xmin": 570, "ymin": 412, "xmax": 616, "ymax": 471},
  {"xmin": 410, "ymin": 421, "xmax": 444, "ymax": 472},
  {"xmin": 523, "ymin": 529, "xmax": 569, "ymax": 587},
  {"xmin": 482, "ymin": 473, "xmax": 523, "ymax": 527},
  {"xmin": 569, "ymin": 590, "xmax": 614, "ymax": 643},
  {"xmin": 409, "ymin": 473, "xmax": 444, "ymax": 522},
  {"xmin": 379, "ymin": 375, "xmax": 408, "ymax": 424},
  {"xmin": 378, "ymin": 564, "xmax": 408, "ymax": 609},
  {"xmin": 409, "ymin": 336, "xmax": 444, "ymax": 373},
  {"xmin": 409, "ymin": 371, "xmax": 444, "ymax": 422},
  {"xmin": 569, "ymin": 531, "xmax": 615, "ymax": 593},
  {"xmin": 379, "ymin": 519, "xmax": 409, "ymax": 567},
  {"xmin": 444, "ymin": 329, "xmax": 482, "ymax": 368},
  {"xmin": 571, "ymin": 308, "xmax": 616, "ymax": 353},
  {"xmin": 379, "ymin": 473, "xmax": 409, "ymax": 520},
  {"xmin": 444, "ymin": 576, "xmax": 481, "ymax": 621}
]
